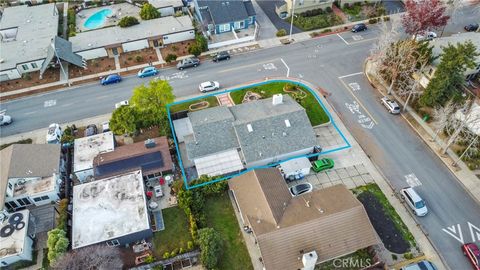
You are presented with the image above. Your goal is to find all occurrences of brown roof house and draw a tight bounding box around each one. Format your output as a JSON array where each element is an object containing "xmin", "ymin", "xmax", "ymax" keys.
[
  {"xmin": 93, "ymin": 137, "xmax": 173, "ymax": 180},
  {"xmin": 229, "ymin": 168, "xmax": 379, "ymax": 270}
]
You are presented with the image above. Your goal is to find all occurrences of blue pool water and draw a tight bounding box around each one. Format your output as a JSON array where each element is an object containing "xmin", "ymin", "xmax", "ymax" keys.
[{"xmin": 83, "ymin": 9, "xmax": 112, "ymax": 29}]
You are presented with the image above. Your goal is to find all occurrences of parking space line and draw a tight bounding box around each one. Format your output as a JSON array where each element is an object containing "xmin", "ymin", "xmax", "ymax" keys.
[
  {"xmin": 338, "ymin": 72, "xmax": 363, "ymax": 79},
  {"xmin": 338, "ymin": 78, "xmax": 378, "ymax": 125},
  {"xmin": 348, "ymin": 37, "xmax": 378, "ymax": 45},
  {"xmin": 336, "ymin": 33, "xmax": 349, "ymax": 45}
]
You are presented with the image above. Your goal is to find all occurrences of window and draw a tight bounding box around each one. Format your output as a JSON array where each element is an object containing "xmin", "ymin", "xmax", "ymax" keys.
[
  {"xmin": 106, "ymin": 239, "xmax": 120, "ymax": 247},
  {"xmin": 8, "ymin": 182, "xmax": 12, "ymax": 190},
  {"xmin": 234, "ymin": 21, "xmax": 244, "ymax": 29},
  {"xmin": 21, "ymin": 64, "xmax": 29, "ymax": 71},
  {"xmin": 5, "ymin": 201, "xmax": 18, "ymax": 210},
  {"xmin": 33, "ymin": 197, "xmax": 42, "ymax": 202},
  {"xmin": 33, "ymin": 195, "xmax": 50, "ymax": 202},
  {"xmin": 219, "ymin": 24, "xmax": 230, "ymax": 33},
  {"xmin": 31, "ymin": 62, "xmax": 38, "ymax": 69}
]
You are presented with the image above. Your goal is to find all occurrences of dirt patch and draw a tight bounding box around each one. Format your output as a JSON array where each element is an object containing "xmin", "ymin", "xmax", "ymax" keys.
[
  {"xmin": 160, "ymin": 40, "xmax": 196, "ymax": 59},
  {"xmin": 357, "ymin": 192, "xmax": 409, "ymax": 254},
  {"xmin": 70, "ymin": 57, "xmax": 116, "ymax": 78},
  {"xmin": 189, "ymin": 101, "xmax": 210, "ymax": 111},
  {"xmin": 0, "ymin": 68, "xmax": 60, "ymax": 93},
  {"xmin": 120, "ymin": 48, "xmax": 158, "ymax": 68}
]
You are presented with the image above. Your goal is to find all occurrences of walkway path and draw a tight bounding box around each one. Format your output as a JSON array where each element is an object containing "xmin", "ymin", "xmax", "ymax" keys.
[{"xmin": 216, "ymin": 93, "xmax": 234, "ymax": 107}]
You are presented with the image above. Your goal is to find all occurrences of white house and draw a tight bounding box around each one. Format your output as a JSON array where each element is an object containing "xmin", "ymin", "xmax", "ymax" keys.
[
  {"xmin": 0, "ymin": 144, "xmax": 64, "ymax": 212},
  {"xmin": 148, "ymin": 0, "xmax": 184, "ymax": 17},
  {"xmin": 73, "ymin": 132, "xmax": 115, "ymax": 182},
  {"xmin": 0, "ymin": 209, "xmax": 34, "ymax": 267},
  {"xmin": 70, "ymin": 16, "xmax": 195, "ymax": 60}
]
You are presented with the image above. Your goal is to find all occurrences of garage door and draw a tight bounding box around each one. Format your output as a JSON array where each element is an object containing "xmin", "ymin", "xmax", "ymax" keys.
[
  {"xmin": 194, "ymin": 149, "xmax": 244, "ymax": 177},
  {"xmin": 122, "ymin": 39, "xmax": 149, "ymax": 53}
]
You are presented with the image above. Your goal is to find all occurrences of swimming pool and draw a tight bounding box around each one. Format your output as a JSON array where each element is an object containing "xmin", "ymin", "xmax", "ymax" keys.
[{"xmin": 83, "ymin": 9, "xmax": 112, "ymax": 29}]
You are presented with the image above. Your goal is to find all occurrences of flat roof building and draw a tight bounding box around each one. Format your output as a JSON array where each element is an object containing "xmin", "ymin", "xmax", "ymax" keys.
[
  {"xmin": 72, "ymin": 170, "xmax": 151, "ymax": 249},
  {"xmin": 73, "ymin": 132, "xmax": 115, "ymax": 182},
  {"xmin": 0, "ymin": 209, "xmax": 34, "ymax": 266}
]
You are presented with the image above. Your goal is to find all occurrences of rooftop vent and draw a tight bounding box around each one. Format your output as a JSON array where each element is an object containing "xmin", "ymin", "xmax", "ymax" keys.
[
  {"xmin": 247, "ymin": 124, "xmax": 253, "ymax": 132},
  {"xmin": 272, "ymin": 94, "xmax": 283, "ymax": 105},
  {"xmin": 144, "ymin": 139, "xmax": 156, "ymax": 148}
]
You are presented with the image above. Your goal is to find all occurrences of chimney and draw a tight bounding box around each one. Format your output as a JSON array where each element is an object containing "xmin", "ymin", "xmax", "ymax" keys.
[
  {"xmin": 144, "ymin": 139, "xmax": 156, "ymax": 148},
  {"xmin": 302, "ymin": 251, "xmax": 318, "ymax": 270},
  {"xmin": 272, "ymin": 94, "xmax": 283, "ymax": 105}
]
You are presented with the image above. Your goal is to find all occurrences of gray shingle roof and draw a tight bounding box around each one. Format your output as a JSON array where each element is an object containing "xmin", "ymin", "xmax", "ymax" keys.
[
  {"xmin": 185, "ymin": 95, "xmax": 317, "ymax": 164},
  {"xmin": 196, "ymin": 0, "xmax": 255, "ymax": 25}
]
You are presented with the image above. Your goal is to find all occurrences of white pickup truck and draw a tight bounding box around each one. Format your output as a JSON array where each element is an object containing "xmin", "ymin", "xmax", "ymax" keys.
[{"xmin": 0, "ymin": 113, "xmax": 12, "ymax": 126}]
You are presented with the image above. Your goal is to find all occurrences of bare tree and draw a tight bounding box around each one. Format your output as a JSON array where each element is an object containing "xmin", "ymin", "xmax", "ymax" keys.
[
  {"xmin": 431, "ymin": 99, "xmax": 457, "ymax": 141},
  {"xmin": 370, "ymin": 16, "xmax": 402, "ymax": 73},
  {"xmin": 52, "ymin": 245, "xmax": 124, "ymax": 270}
]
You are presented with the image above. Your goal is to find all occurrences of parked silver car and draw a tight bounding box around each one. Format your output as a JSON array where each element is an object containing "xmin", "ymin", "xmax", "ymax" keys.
[{"xmin": 381, "ymin": 96, "xmax": 401, "ymax": 114}]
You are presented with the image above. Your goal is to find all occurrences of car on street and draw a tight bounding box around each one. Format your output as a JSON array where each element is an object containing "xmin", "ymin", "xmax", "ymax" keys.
[
  {"xmin": 101, "ymin": 74, "xmax": 122, "ymax": 85},
  {"xmin": 84, "ymin": 124, "xmax": 98, "ymax": 137},
  {"xmin": 415, "ymin": 31, "xmax": 437, "ymax": 41},
  {"xmin": 290, "ymin": 183, "xmax": 313, "ymax": 197},
  {"xmin": 311, "ymin": 158, "xmax": 334, "ymax": 173},
  {"xmin": 351, "ymin": 23, "xmax": 367, "ymax": 32},
  {"xmin": 137, "ymin": 66, "xmax": 158, "ymax": 78},
  {"xmin": 0, "ymin": 114, "xmax": 12, "ymax": 126},
  {"xmin": 115, "ymin": 100, "xmax": 129, "ymax": 109},
  {"xmin": 102, "ymin": 121, "xmax": 110, "ymax": 133},
  {"xmin": 212, "ymin": 51, "xmax": 230, "ymax": 62},
  {"xmin": 46, "ymin": 123, "xmax": 62, "ymax": 144},
  {"xmin": 381, "ymin": 96, "xmax": 401, "ymax": 114},
  {"xmin": 199, "ymin": 81, "xmax": 220, "ymax": 93},
  {"xmin": 177, "ymin": 57, "xmax": 200, "ymax": 70},
  {"xmin": 464, "ymin": 23, "xmax": 479, "ymax": 32},
  {"xmin": 400, "ymin": 260, "xmax": 437, "ymax": 270},
  {"xmin": 462, "ymin": 243, "xmax": 480, "ymax": 270},
  {"xmin": 400, "ymin": 187, "xmax": 428, "ymax": 216}
]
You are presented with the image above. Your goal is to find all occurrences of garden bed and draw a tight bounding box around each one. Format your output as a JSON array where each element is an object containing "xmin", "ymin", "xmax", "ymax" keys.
[
  {"xmin": 204, "ymin": 193, "xmax": 253, "ymax": 270},
  {"xmin": 120, "ymin": 48, "xmax": 158, "ymax": 68},
  {"xmin": 69, "ymin": 57, "xmax": 116, "ymax": 78},
  {"xmin": 353, "ymin": 184, "xmax": 415, "ymax": 253},
  {"xmin": 152, "ymin": 206, "xmax": 192, "ymax": 259},
  {"xmin": 169, "ymin": 96, "xmax": 219, "ymax": 113},
  {"xmin": 0, "ymin": 68, "xmax": 60, "ymax": 93},
  {"xmin": 340, "ymin": 2, "xmax": 386, "ymax": 22},
  {"xmin": 160, "ymin": 40, "xmax": 196, "ymax": 60},
  {"xmin": 229, "ymin": 82, "xmax": 330, "ymax": 126},
  {"xmin": 286, "ymin": 12, "xmax": 343, "ymax": 31}
]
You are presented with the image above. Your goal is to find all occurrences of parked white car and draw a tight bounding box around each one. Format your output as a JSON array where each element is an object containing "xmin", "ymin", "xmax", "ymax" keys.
[
  {"xmin": 115, "ymin": 100, "xmax": 129, "ymax": 109},
  {"xmin": 199, "ymin": 81, "xmax": 220, "ymax": 93},
  {"xmin": 414, "ymin": 31, "xmax": 437, "ymax": 41},
  {"xmin": 400, "ymin": 187, "xmax": 428, "ymax": 216},
  {"xmin": 0, "ymin": 114, "xmax": 12, "ymax": 126},
  {"xmin": 46, "ymin": 123, "xmax": 62, "ymax": 144},
  {"xmin": 381, "ymin": 96, "xmax": 401, "ymax": 114}
]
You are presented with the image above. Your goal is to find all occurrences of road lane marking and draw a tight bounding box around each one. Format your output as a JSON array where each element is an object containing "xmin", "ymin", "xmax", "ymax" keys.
[
  {"xmin": 405, "ymin": 173, "xmax": 422, "ymax": 187},
  {"xmin": 348, "ymin": 82, "xmax": 361, "ymax": 91},
  {"xmin": 348, "ymin": 37, "xmax": 378, "ymax": 45},
  {"xmin": 352, "ymin": 35, "xmax": 363, "ymax": 41},
  {"xmin": 95, "ymin": 95, "xmax": 109, "ymax": 100},
  {"xmin": 219, "ymin": 59, "xmax": 278, "ymax": 73},
  {"xmin": 60, "ymin": 103, "xmax": 73, "ymax": 107},
  {"xmin": 280, "ymin": 58, "xmax": 290, "ymax": 77},
  {"xmin": 262, "ymin": 63, "xmax": 277, "ymax": 70},
  {"xmin": 468, "ymin": 222, "xmax": 480, "ymax": 242},
  {"xmin": 442, "ymin": 224, "xmax": 464, "ymax": 244},
  {"xmin": 24, "ymin": 111, "xmax": 36, "ymax": 115},
  {"xmin": 338, "ymin": 78, "xmax": 378, "ymax": 125},
  {"xmin": 44, "ymin": 99, "xmax": 56, "ymax": 107},
  {"xmin": 338, "ymin": 72, "xmax": 363, "ymax": 79},
  {"xmin": 345, "ymin": 101, "xmax": 375, "ymax": 130},
  {"xmin": 336, "ymin": 33, "xmax": 349, "ymax": 45}
]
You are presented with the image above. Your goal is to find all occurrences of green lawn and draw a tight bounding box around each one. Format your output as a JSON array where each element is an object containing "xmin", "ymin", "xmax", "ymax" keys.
[
  {"xmin": 352, "ymin": 183, "xmax": 416, "ymax": 248},
  {"xmin": 287, "ymin": 13, "xmax": 343, "ymax": 31},
  {"xmin": 204, "ymin": 193, "xmax": 253, "ymax": 270},
  {"xmin": 0, "ymin": 138, "xmax": 32, "ymax": 151},
  {"xmin": 169, "ymin": 95, "xmax": 219, "ymax": 113},
  {"xmin": 152, "ymin": 206, "xmax": 192, "ymax": 258},
  {"xmin": 230, "ymin": 82, "xmax": 330, "ymax": 126}
]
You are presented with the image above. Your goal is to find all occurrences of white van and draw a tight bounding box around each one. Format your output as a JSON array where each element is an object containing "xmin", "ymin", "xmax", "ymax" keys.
[{"xmin": 400, "ymin": 187, "xmax": 428, "ymax": 216}]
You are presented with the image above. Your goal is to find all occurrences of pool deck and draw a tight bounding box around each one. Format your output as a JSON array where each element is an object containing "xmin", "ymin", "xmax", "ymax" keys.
[{"xmin": 76, "ymin": 3, "xmax": 140, "ymax": 32}]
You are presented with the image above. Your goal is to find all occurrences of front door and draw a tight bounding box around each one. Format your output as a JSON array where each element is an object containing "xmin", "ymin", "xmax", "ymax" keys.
[
  {"xmin": 112, "ymin": 47, "xmax": 119, "ymax": 56},
  {"xmin": 153, "ymin": 40, "xmax": 159, "ymax": 47}
]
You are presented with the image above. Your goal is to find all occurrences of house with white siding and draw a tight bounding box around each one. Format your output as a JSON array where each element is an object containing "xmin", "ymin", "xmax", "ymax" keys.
[
  {"xmin": 148, "ymin": 0, "xmax": 185, "ymax": 17},
  {"xmin": 70, "ymin": 15, "xmax": 195, "ymax": 60}
]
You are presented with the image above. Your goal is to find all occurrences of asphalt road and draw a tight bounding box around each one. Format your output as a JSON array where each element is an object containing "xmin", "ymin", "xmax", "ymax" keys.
[{"xmin": 1, "ymin": 10, "xmax": 480, "ymax": 269}]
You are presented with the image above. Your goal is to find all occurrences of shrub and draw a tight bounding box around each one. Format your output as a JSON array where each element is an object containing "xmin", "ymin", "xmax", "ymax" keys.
[
  {"xmin": 179, "ymin": 247, "xmax": 185, "ymax": 254},
  {"xmin": 189, "ymin": 213, "xmax": 198, "ymax": 240},
  {"xmin": 196, "ymin": 228, "xmax": 222, "ymax": 269},
  {"xmin": 170, "ymin": 250, "xmax": 177, "ymax": 257},
  {"xmin": 403, "ymin": 252, "xmax": 413, "ymax": 260},
  {"xmin": 165, "ymin": 54, "xmax": 177, "ymax": 63},
  {"xmin": 188, "ymin": 44, "xmax": 202, "ymax": 57},
  {"xmin": 47, "ymin": 228, "xmax": 69, "ymax": 263},
  {"xmin": 383, "ymin": 16, "xmax": 390, "ymax": 21},
  {"xmin": 152, "ymin": 266, "xmax": 164, "ymax": 270},
  {"xmin": 325, "ymin": 6, "xmax": 332, "ymax": 13},
  {"xmin": 174, "ymin": 11, "xmax": 183, "ymax": 17},
  {"xmin": 163, "ymin": 252, "xmax": 170, "ymax": 259},
  {"xmin": 321, "ymin": 28, "xmax": 332, "ymax": 33},
  {"xmin": 368, "ymin": 18, "xmax": 378, "ymax": 24},
  {"xmin": 195, "ymin": 34, "xmax": 208, "ymax": 52},
  {"xmin": 187, "ymin": 241, "xmax": 194, "ymax": 250},
  {"xmin": 171, "ymin": 45, "xmax": 178, "ymax": 52},
  {"xmin": 135, "ymin": 55, "xmax": 143, "ymax": 62},
  {"xmin": 391, "ymin": 254, "xmax": 398, "ymax": 260},
  {"xmin": 56, "ymin": 199, "xmax": 69, "ymax": 230},
  {"xmin": 276, "ymin": 29, "xmax": 287, "ymax": 37},
  {"xmin": 343, "ymin": 3, "xmax": 350, "ymax": 9},
  {"xmin": 140, "ymin": 3, "xmax": 160, "ymax": 20},
  {"xmin": 118, "ymin": 16, "xmax": 139, "ymax": 28},
  {"xmin": 144, "ymin": 254, "xmax": 155, "ymax": 263}
]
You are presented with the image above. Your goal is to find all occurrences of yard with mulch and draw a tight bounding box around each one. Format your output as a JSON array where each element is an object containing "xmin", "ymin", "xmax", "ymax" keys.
[
  {"xmin": 69, "ymin": 57, "xmax": 116, "ymax": 78},
  {"xmin": 353, "ymin": 184, "xmax": 415, "ymax": 254},
  {"xmin": 229, "ymin": 82, "xmax": 330, "ymax": 126},
  {"xmin": 168, "ymin": 96, "xmax": 219, "ymax": 113},
  {"xmin": 152, "ymin": 206, "xmax": 192, "ymax": 259},
  {"xmin": 160, "ymin": 40, "xmax": 196, "ymax": 60},
  {"xmin": 0, "ymin": 68, "xmax": 60, "ymax": 92},
  {"xmin": 120, "ymin": 48, "xmax": 158, "ymax": 68}
]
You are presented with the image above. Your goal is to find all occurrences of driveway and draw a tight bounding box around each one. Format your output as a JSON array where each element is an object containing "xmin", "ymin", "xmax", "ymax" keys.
[
  {"xmin": 382, "ymin": 0, "xmax": 405, "ymax": 14},
  {"xmin": 252, "ymin": 0, "xmax": 279, "ymax": 39},
  {"xmin": 255, "ymin": 0, "xmax": 302, "ymax": 34}
]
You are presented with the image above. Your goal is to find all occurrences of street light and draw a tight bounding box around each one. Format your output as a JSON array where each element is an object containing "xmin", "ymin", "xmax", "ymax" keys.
[{"xmin": 289, "ymin": 0, "xmax": 296, "ymax": 42}]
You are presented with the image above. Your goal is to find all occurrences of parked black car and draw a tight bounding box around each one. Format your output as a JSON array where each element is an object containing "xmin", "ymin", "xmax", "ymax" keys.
[
  {"xmin": 351, "ymin": 23, "xmax": 367, "ymax": 32},
  {"xmin": 464, "ymin": 23, "xmax": 479, "ymax": 32},
  {"xmin": 84, "ymin": 124, "xmax": 98, "ymax": 137},
  {"xmin": 177, "ymin": 57, "xmax": 200, "ymax": 70},
  {"xmin": 212, "ymin": 51, "xmax": 230, "ymax": 62}
]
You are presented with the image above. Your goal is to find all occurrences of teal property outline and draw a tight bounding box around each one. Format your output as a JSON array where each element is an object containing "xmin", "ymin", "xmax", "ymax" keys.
[{"xmin": 166, "ymin": 79, "xmax": 351, "ymax": 190}]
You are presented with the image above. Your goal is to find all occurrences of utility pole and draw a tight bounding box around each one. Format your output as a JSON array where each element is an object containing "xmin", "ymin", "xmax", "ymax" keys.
[
  {"xmin": 453, "ymin": 135, "xmax": 478, "ymax": 167},
  {"xmin": 289, "ymin": 0, "xmax": 296, "ymax": 42}
]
